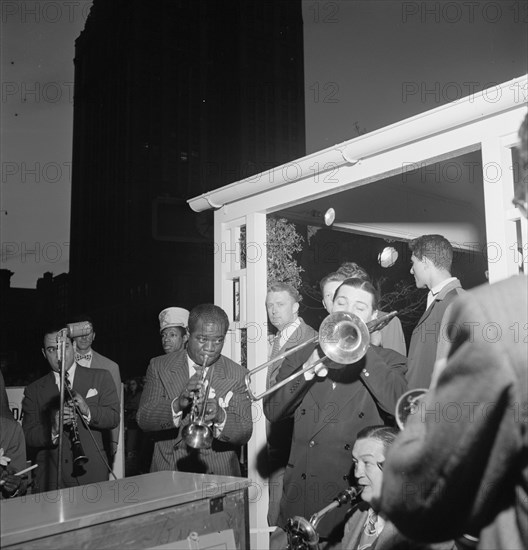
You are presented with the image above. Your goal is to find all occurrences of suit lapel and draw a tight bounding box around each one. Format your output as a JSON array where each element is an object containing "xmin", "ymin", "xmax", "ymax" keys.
[
  {"xmin": 41, "ymin": 372, "xmax": 59, "ymax": 398},
  {"xmin": 373, "ymin": 520, "xmax": 398, "ymax": 550},
  {"xmin": 344, "ymin": 506, "xmax": 368, "ymax": 548},
  {"xmin": 90, "ymin": 350, "xmax": 100, "ymax": 369},
  {"xmin": 73, "ymin": 366, "xmax": 92, "ymax": 398},
  {"xmin": 159, "ymin": 351, "xmax": 189, "ymax": 399},
  {"xmin": 414, "ymin": 279, "xmax": 461, "ymax": 330},
  {"xmin": 269, "ymin": 320, "xmax": 315, "ymax": 382}
]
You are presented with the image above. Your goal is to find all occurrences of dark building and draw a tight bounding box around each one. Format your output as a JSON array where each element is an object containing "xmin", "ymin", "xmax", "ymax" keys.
[
  {"xmin": 69, "ymin": 0, "xmax": 305, "ymax": 376},
  {"xmin": 0, "ymin": 269, "xmax": 69, "ymax": 385}
]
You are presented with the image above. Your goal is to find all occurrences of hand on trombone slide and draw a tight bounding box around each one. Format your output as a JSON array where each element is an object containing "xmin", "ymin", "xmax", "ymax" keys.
[{"xmin": 302, "ymin": 347, "xmax": 330, "ymax": 380}]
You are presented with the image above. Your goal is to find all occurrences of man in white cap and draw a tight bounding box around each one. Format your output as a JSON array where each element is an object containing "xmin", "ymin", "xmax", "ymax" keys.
[{"xmin": 159, "ymin": 307, "xmax": 189, "ymax": 354}]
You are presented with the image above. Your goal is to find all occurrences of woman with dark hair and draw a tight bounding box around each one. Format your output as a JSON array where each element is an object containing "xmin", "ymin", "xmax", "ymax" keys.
[{"xmin": 335, "ymin": 425, "xmax": 454, "ymax": 550}]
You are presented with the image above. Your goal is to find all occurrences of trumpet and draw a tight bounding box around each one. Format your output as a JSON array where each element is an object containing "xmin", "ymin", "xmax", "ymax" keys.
[
  {"xmin": 182, "ymin": 355, "xmax": 216, "ymax": 449},
  {"xmin": 395, "ymin": 388, "xmax": 428, "ymax": 430},
  {"xmin": 286, "ymin": 486, "xmax": 363, "ymax": 550},
  {"xmin": 245, "ymin": 310, "xmax": 398, "ymax": 401}
]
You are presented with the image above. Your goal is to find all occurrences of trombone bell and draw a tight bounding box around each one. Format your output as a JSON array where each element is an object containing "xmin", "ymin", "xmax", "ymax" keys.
[
  {"xmin": 245, "ymin": 311, "xmax": 396, "ymax": 402},
  {"xmin": 319, "ymin": 311, "xmax": 369, "ymax": 365}
]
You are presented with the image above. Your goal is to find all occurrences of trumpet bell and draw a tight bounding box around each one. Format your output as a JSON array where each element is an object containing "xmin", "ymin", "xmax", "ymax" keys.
[
  {"xmin": 319, "ymin": 311, "xmax": 369, "ymax": 366},
  {"xmin": 182, "ymin": 420, "xmax": 213, "ymax": 449},
  {"xmin": 395, "ymin": 388, "xmax": 428, "ymax": 430}
]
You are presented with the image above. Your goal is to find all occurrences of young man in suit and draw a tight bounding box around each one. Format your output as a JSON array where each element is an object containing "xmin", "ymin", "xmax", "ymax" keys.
[
  {"xmin": 69, "ymin": 315, "xmax": 122, "ymax": 459},
  {"xmin": 22, "ymin": 326, "xmax": 120, "ymax": 492},
  {"xmin": 265, "ymin": 278, "xmax": 407, "ymax": 548},
  {"xmin": 406, "ymin": 235, "xmax": 464, "ymax": 389},
  {"xmin": 265, "ymin": 282, "xmax": 318, "ymax": 526},
  {"xmin": 137, "ymin": 304, "xmax": 252, "ymax": 476},
  {"xmin": 379, "ymin": 114, "xmax": 528, "ymax": 550}
]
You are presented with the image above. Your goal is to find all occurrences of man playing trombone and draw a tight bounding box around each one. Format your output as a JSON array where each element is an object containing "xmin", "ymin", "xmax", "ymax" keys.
[{"xmin": 264, "ymin": 278, "xmax": 407, "ymax": 549}]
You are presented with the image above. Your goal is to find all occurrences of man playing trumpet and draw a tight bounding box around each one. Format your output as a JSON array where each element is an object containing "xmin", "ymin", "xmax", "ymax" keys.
[
  {"xmin": 137, "ymin": 304, "xmax": 253, "ymax": 476},
  {"xmin": 264, "ymin": 278, "xmax": 407, "ymax": 548}
]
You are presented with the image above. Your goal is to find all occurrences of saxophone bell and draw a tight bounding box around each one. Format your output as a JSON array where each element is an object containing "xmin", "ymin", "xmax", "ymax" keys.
[{"xmin": 286, "ymin": 486, "xmax": 363, "ymax": 550}]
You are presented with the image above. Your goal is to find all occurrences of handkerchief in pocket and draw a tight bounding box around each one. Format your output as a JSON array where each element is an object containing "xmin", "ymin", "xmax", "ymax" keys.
[{"xmin": 86, "ymin": 388, "xmax": 98, "ymax": 399}]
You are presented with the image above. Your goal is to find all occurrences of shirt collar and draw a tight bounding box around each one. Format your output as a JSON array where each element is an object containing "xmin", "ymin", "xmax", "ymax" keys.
[
  {"xmin": 187, "ymin": 353, "xmax": 209, "ymax": 377},
  {"xmin": 427, "ymin": 277, "xmax": 458, "ymax": 308},
  {"xmin": 278, "ymin": 317, "xmax": 301, "ymax": 347},
  {"xmin": 53, "ymin": 363, "xmax": 78, "ymax": 389}
]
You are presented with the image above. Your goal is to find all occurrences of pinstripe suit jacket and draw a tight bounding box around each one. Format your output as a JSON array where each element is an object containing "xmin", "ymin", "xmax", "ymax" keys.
[{"xmin": 137, "ymin": 350, "xmax": 253, "ymax": 476}]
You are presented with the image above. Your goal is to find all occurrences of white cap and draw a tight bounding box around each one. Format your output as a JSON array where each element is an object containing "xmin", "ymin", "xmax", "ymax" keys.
[{"xmin": 159, "ymin": 307, "xmax": 190, "ymax": 333}]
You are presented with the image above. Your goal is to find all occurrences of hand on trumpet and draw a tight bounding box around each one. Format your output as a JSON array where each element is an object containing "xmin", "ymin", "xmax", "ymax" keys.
[
  {"xmin": 202, "ymin": 398, "xmax": 226, "ymax": 424},
  {"xmin": 176, "ymin": 373, "xmax": 206, "ymax": 413}
]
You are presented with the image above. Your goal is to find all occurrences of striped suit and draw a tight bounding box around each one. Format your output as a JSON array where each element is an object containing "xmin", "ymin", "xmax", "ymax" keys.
[{"xmin": 137, "ymin": 350, "xmax": 252, "ymax": 476}]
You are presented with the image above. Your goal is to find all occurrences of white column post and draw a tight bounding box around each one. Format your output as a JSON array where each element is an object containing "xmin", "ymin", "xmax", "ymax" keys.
[
  {"xmin": 245, "ymin": 212, "xmax": 270, "ymax": 550},
  {"xmin": 481, "ymin": 138, "xmax": 518, "ymax": 282}
]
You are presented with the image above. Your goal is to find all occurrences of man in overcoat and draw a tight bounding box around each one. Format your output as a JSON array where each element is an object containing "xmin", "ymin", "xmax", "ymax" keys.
[{"xmin": 265, "ymin": 278, "xmax": 407, "ymax": 547}]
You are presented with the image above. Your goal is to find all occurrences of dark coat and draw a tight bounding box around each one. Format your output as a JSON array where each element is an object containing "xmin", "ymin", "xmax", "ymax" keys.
[
  {"xmin": 22, "ymin": 366, "xmax": 120, "ymax": 492},
  {"xmin": 380, "ymin": 275, "xmax": 528, "ymax": 550},
  {"xmin": 137, "ymin": 350, "xmax": 253, "ymax": 476},
  {"xmin": 406, "ymin": 279, "xmax": 464, "ymax": 389},
  {"xmin": 264, "ymin": 343, "xmax": 407, "ymax": 540}
]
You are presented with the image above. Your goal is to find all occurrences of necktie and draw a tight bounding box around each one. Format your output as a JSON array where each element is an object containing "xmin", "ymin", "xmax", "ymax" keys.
[
  {"xmin": 193, "ymin": 364, "xmax": 205, "ymax": 380},
  {"xmin": 65, "ymin": 371, "xmax": 71, "ymax": 389},
  {"xmin": 365, "ymin": 509, "xmax": 378, "ymax": 536},
  {"xmin": 266, "ymin": 334, "xmax": 282, "ymax": 389}
]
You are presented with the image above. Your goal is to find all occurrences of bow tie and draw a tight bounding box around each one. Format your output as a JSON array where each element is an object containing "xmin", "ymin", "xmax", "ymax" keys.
[{"xmin": 75, "ymin": 353, "xmax": 92, "ymax": 362}]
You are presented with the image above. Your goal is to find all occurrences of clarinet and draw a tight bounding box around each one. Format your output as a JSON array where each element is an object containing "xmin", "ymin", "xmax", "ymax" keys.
[{"xmin": 67, "ymin": 391, "xmax": 89, "ymax": 466}]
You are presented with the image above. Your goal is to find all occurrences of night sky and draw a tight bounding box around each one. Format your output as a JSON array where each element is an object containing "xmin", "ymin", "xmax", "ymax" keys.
[{"xmin": 1, "ymin": 0, "xmax": 527, "ymax": 287}]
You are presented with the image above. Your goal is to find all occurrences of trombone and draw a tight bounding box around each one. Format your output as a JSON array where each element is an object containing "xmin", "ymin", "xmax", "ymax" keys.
[{"xmin": 245, "ymin": 310, "xmax": 398, "ymax": 402}]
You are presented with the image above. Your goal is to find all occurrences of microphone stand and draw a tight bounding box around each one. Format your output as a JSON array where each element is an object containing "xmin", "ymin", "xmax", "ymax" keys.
[{"xmin": 56, "ymin": 328, "xmax": 69, "ymax": 491}]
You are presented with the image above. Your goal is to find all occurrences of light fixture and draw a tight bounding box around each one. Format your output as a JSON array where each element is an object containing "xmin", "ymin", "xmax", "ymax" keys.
[
  {"xmin": 324, "ymin": 208, "xmax": 336, "ymax": 226},
  {"xmin": 378, "ymin": 246, "xmax": 398, "ymax": 268}
]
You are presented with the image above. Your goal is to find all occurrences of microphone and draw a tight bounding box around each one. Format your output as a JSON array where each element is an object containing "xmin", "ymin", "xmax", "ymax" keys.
[{"xmin": 66, "ymin": 322, "xmax": 93, "ymax": 338}]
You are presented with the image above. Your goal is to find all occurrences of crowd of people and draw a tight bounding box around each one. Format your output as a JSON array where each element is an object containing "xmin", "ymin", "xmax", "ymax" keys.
[{"xmin": 0, "ymin": 116, "xmax": 526, "ymax": 550}]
